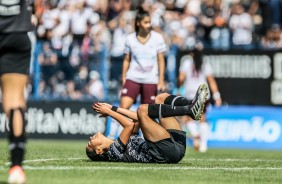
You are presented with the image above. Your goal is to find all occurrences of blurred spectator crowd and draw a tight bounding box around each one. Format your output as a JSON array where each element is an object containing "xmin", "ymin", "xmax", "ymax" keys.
[{"xmin": 29, "ymin": 0, "xmax": 282, "ymax": 101}]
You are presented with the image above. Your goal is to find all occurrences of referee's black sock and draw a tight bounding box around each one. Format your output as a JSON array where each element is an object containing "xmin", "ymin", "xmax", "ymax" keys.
[
  {"xmin": 148, "ymin": 104, "xmax": 191, "ymax": 118},
  {"xmin": 7, "ymin": 108, "xmax": 26, "ymax": 167},
  {"xmin": 10, "ymin": 137, "xmax": 26, "ymax": 167},
  {"xmin": 164, "ymin": 95, "xmax": 191, "ymax": 106}
]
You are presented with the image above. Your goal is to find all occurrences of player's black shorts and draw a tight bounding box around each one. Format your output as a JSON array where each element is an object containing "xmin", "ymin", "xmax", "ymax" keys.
[
  {"xmin": 146, "ymin": 129, "xmax": 186, "ymax": 163},
  {"xmin": 0, "ymin": 33, "xmax": 31, "ymax": 75}
]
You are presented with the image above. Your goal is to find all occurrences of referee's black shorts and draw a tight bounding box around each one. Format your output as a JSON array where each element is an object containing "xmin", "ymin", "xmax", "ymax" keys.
[{"xmin": 0, "ymin": 33, "xmax": 31, "ymax": 75}]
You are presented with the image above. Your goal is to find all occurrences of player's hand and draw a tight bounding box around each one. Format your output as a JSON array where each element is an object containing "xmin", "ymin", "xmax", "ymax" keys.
[
  {"xmin": 215, "ymin": 98, "xmax": 222, "ymax": 107},
  {"xmin": 99, "ymin": 103, "xmax": 112, "ymax": 109},
  {"xmin": 92, "ymin": 102, "xmax": 111, "ymax": 117},
  {"xmin": 157, "ymin": 81, "xmax": 165, "ymax": 92},
  {"xmin": 92, "ymin": 102, "xmax": 112, "ymax": 110},
  {"xmin": 122, "ymin": 77, "xmax": 126, "ymax": 86}
]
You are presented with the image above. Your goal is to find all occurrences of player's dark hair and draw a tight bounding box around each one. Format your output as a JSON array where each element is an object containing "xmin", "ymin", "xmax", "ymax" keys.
[
  {"xmin": 192, "ymin": 48, "xmax": 203, "ymax": 73},
  {"xmin": 86, "ymin": 148, "xmax": 109, "ymax": 162},
  {"xmin": 135, "ymin": 6, "xmax": 150, "ymax": 34}
]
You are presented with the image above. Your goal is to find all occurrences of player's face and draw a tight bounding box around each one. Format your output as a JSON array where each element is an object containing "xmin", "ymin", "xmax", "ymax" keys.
[
  {"xmin": 139, "ymin": 16, "xmax": 151, "ymax": 33},
  {"xmin": 88, "ymin": 132, "xmax": 105, "ymax": 153}
]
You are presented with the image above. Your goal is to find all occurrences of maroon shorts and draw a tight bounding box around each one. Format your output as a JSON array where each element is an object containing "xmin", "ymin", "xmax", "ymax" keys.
[{"xmin": 121, "ymin": 79, "xmax": 157, "ymax": 104}]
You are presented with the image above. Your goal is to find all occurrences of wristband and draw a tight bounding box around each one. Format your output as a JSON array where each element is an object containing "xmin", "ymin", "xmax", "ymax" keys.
[
  {"xmin": 213, "ymin": 92, "xmax": 221, "ymax": 100},
  {"xmin": 111, "ymin": 106, "xmax": 118, "ymax": 112}
]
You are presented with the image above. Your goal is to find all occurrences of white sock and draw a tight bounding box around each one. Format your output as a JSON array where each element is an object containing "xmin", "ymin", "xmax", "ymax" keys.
[
  {"xmin": 199, "ymin": 122, "xmax": 209, "ymax": 152},
  {"xmin": 107, "ymin": 119, "xmax": 120, "ymax": 139},
  {"xmin": 187, "ymin": 120, "xmax": 199, "ymax": 138}
]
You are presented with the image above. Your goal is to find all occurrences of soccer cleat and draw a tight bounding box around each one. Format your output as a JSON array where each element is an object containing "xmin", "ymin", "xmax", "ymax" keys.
[
  {"xmin": 189, "ymin": 84, "xmax": 208, "ymax": 121},
  {"xmin": 8, "ymin": 166, "xmax": 26, "ymax": 184}
]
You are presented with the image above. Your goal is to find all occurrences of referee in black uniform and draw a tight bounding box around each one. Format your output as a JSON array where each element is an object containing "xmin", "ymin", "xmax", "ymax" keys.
[{"xmin": 0, "ymin": 0, "xmax": 34, "ymax": 183}]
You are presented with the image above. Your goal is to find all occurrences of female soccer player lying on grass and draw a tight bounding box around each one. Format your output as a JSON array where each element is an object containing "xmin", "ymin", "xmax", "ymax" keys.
[{"xmin": 86, "ymin": 84, "xmax": 208, "ymax": 163}]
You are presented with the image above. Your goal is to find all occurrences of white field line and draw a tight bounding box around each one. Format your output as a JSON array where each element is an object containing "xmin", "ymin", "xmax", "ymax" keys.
[
  {"xmin": 2, "ymin": 158, "xmax": 282, "ymax": 171},
  {"xmin": 0, "ymin": 166, "xmax": 282, "ymax": 171},
  {"xmin": 4, "ymin": 157, "xmax": 282, "ymax": 166},
  {"xmin": 24, "ymin": 157, "xmax": 86, "ymax": 163},
  {"xmin": 25, "ymin": 158, "xmax": 282, "ymax": 163},
  {"xmin": 4, "ymin": 158, "xmax": 85, "ymax": 166},
  {"xmin": 183, "ymin": 158, "xmax": 282, "ymax": 162}
]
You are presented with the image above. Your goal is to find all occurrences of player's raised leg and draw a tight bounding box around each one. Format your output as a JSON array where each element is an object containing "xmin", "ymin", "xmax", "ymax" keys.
[
  {"xmin": 137, "ymin": 104, "xmax": 171, "ymax": 142},
  {"xmin": 148, "ymin": 84, "xmax": 208, "ymax": 120}
]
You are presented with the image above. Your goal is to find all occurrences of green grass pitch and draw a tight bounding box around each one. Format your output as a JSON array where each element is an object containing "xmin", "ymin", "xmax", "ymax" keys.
[{"xmin": 0, "ymin": 139, "xmax": 282, "ymax": 184}]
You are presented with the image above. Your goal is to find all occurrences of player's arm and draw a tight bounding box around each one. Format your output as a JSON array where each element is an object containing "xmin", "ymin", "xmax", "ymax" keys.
[
  {"xmin": 29, "ymin": 0, "xmax": 43, "ymax": 25},
  {"xmin": 207, "ymin": 75, "xmax": 222, "ymax": 106},
  {"xmin": 107, "ymin": 110, "xmax": 134, "ymax": 144},
  {"xmin": 96, "ymin": 103, "xmax": 138, "ymax": 121},
  {"xmin": 178, "ymin": 71, "xmax": 186, "ymax": 87},
  {"xmin": 116, "ymin": 107, "xmax": 138, "ymax": 122},
  {"xmin": 157, "ymin": 52, "xmax": 165, "ymax": 91},
  {"xmin": 104, "ymin": 104, "xmax": 140, "ymax": 133},
  {"xmin": 132, "ymin": 121, "xmax": 140, "ymax": 134},
  {"xmin": 121, "ymin": 53, "xmax": 131, "ymax": 86},
  {"xmin": 110, "ymin": 105, "xmax": 140, "ymax": 134},
  {"xmin": 93, "ymin": 103, "xmax": 134, "ymax": 144}
]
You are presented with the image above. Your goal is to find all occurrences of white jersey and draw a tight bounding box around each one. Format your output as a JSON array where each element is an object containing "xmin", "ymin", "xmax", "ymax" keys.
[
  {"xmin": 124, "ymin": 31, "xmax": 167, "ymax": 84},
  {"xmin": 179, "ymin": 57, "xmax": 212, "ymax": 99}
]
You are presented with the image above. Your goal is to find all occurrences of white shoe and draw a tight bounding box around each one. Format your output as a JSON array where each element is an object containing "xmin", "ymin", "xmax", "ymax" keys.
[
  {"xmin": 8, "ymin": 166, "xmax": 26, "ymax": 184},
  {"xmin": 199, "ymin": 144, "xmax": 207, "ymax": 153}
]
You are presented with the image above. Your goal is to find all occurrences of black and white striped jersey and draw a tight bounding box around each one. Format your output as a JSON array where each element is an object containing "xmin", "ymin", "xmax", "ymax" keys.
[{"xmin": 107, "ymin": 135, "xmax": 153, "ymax": 163}]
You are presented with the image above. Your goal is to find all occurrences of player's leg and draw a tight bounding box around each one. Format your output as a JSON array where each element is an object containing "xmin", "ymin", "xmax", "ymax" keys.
[
  {"xmin": 199, "ymin": 113, "xmax": 209, "ymax": 153},
  {"xmin": 158, "ymin": 117, "xmax": 182, "ymax": 131},
  {"xmin": 0, "ymin": 33, "xmax": 31, "ymax": 184},
  {"xmin": 138, "ymin": 83, "xmax": 159, "ymax": 138},
  {"xmin": 120, "ymin": 79, "xmax": 141, "ymax": 108},
  {"xmin": 185, "ymin": 116, "xmax": 200, "ymax": 151},
  {"xmin": 154, "ymin": 93, "xmax": 182, "ymax": 131},
  {"xmin": 140, "ymin": 83, "xmax": 157, "ymax": 104},
  {"xmin": 137, "ymin": 82, "xmax": 208, "ymax": 141},
  {"xmin": 186, "ymin": 100, "xmax": 210, "ymax": 153},
  {"xmin": 164, "ymin": 94, "xmax": 191, "ymax": 106},
  {"xmin": 1, "ymin": 74, "xmax": 28, "ymax": 183},
  {"xmin": 137, "ymin": 104, "xmax": 186, "ymax": 163},
  {"xmin": 163, "ymin": 84, "xmax": 208, "ymax": 107},
  {"xmin": 137, "ymin": 104, "xmax": 171, "ymax": 142},
  {"xmin": 148, "ymin": 84, "xmax": 208, "ymax": 120}
]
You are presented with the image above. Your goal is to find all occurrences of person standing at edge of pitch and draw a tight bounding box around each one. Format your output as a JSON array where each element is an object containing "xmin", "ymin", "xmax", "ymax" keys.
[
  {"xmin": 0, "ymin": 0, "xmax": 35, "ymax": 183},
  {"xmin": 178, "ymin": 46, "xmax": 222, "ymax": 153}
]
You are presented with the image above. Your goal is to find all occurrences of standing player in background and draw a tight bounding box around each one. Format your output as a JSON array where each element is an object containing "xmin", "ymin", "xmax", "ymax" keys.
[
  {"xmin": 178, "ymin": 46, "xmax": 222, "ymax": 153},
  {"xmin": 0, "ymin": 0, "xmax": 34, "ymax": 183},
  {"xmin": 108, "ymin": 6, "xmax": 166, "ymax": 138}
]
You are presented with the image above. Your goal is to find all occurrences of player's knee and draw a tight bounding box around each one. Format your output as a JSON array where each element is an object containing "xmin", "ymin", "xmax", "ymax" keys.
[
  {"xmin": 155, "ymin": 93, "xmax": 170, "ymax": 104},
  {"xmin": 155, "ymin": 94, "xmax": 163, "ymax": 104},
  {"xmin": 137, "ymin": 104, "xmax": 148, "ymax": 117}
]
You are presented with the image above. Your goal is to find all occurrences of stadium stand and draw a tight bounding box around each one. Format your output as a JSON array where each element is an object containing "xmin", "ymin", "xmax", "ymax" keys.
[{"xmin": 25, "ymin": 0, "xmax": 282, "ymax": 101}]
